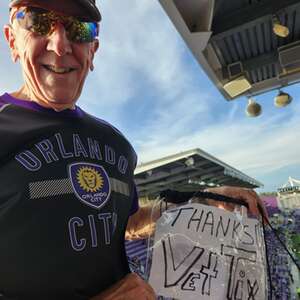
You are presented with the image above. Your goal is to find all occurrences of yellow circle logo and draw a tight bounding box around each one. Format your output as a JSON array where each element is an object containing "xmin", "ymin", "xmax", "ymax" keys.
[{"xmin": 77, "ymin": 166, "xmax": 104, "ymax": 193}]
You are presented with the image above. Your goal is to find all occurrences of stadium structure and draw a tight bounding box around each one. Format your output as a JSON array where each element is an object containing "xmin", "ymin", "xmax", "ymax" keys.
[
  {"xmin": 134, "ymin": 148, "xmax": 263, "ymax": 200},
  {"xmin": 158, "ymin": 0, "xmax": 300, "ymax": 115},
  {"xmin": 277, "ymin": 176, "xmax": 300, "ymax": 210}
]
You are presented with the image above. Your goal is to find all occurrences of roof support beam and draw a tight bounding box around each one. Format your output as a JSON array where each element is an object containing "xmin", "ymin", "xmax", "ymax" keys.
[
  {"xmin": 220, "ymin": 51, "xmax": 279, "ymax": 79},
  {"xmin": 135, "ymin": 160, "xmax": 214, "ymax": 185},
  {"xmin": 137, "ymin": 166, "xmax": 223, "ymax": 193},
  {"xmin": 139, "ymin": 177, "xmax": 253, "ymax": 198}
]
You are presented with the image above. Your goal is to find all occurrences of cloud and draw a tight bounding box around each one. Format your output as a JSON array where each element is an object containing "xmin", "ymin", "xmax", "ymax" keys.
[
  {"xmin": 84, "ymin": 0, "xmax": 182, "ymax": 105},
  {"xmin": 137, "ymin": 96, "xmax": 300, "ymax": 182}
]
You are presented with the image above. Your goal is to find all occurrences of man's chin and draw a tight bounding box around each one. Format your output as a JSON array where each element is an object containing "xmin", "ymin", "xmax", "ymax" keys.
[
  {"xmin": 43, "ymin": 90, "xmax": 78, "ymax": 106},
  {"xmin": 34, "ymin": 94, "xmax": 77, "ymax": 111}
]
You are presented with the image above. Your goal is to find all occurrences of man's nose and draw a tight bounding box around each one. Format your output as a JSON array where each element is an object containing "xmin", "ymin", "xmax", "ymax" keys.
[{"xmin": 46, "ymin": 23, "xmax": 72, "ymax": 56}]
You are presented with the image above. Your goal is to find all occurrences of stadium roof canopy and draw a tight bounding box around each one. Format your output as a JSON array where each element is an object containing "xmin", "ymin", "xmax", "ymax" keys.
[
  {"xmin": 159, "ymin": 0, "xmax": 300, "ymax": 100},
  {"xmin": 278, "ymin": 176, "xmax": 300, "ymax": 193},
  {"xmin": 134, "ymin": 148, "xmax": 263, "ymax": 198}
]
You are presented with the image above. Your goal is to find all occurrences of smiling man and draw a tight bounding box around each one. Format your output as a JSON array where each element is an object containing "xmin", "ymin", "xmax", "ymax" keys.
[
  {"xmin": 0, "ymin": 0, "xmax": 268, "ymax": 299},
  {"xmin": 0, "ymin": 1, "xmax": 155, "ymax": 299}
]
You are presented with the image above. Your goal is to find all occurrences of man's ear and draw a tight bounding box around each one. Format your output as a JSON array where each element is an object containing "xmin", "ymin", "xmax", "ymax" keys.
[
  {"xmin": 4, "ymin": 24, "xmax": 19, "ymax": 63},
  {"xmin": 93, "ymin": 39, "xmax": 100, "ymax": 53},
  {"xmin": 90, "ymin": 39, "xmax": 99, "ymax": 71}
]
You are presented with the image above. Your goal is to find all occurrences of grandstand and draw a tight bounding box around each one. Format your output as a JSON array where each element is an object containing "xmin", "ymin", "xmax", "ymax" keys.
[
  {"xmin": 265, "ymin": 208, "xmax": 300, "ymax": 299},
  {"xmin": 261, "ymin": 184, "xmax": 300, "ymax": 299},
  {"xmin": 277, "ymin": 177, "xmax": 300, "ymax": 210},
  {"xmin": 134, "ymin": 148, "xmax": 262, "ymax": 200}
]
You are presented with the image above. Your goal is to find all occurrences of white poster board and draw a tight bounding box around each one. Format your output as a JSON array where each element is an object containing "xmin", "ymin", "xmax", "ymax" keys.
[{"xmin": 148, "ymin": 203, "xmax": 267, "ymax": 300}]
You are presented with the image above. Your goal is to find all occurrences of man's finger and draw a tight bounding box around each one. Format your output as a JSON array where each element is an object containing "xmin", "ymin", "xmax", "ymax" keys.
[{"xmin": 247, "ymin": 189, "xmax": 269, "ymax": 222}]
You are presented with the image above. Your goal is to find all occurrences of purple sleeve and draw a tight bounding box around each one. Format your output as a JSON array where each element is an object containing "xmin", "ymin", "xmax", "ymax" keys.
[{"xmin": 129, "ymin": 184, "xmax": 139, "ymax": 215}]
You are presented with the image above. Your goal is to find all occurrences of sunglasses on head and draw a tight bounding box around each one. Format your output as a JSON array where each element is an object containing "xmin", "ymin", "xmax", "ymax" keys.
[{"xmin": 14, "ymin": 7, "xmax": 99, "ymax": 43}]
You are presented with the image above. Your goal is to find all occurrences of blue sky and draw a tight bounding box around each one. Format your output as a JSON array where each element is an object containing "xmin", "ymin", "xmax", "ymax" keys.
[{"xmin": 0, "ymin": 0, "xmax": 300, "ymax": 192}]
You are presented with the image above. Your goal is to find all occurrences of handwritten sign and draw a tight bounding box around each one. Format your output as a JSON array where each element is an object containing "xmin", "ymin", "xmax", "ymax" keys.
[{"xmin": 148, "ymin": 203, "xmax": 267, "ymax": 300}]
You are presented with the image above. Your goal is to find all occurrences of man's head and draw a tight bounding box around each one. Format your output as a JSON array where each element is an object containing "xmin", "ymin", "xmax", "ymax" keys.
[{"xmin": 4, "ymin": 0, "xmax": 101, "ymax": 110}]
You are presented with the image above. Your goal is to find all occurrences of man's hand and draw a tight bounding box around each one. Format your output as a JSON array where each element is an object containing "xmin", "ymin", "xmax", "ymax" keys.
[
  {"xmin": 125, "ymin": 186, "xmax": 269, "ymax": 240},
  {"xmin": 204, "ymin": 186, "xmax": 269, "ymax": 221},
  {"xmin": 160, "ymin": 186, "xmax": 269, "ymax": 222},
  {"xmin": 90, "ymin": 273, "xmax": 156, "ymax": 300},
  {"xmin": 126, "ymin": 206, "xmax": 156, "ymax": 240}
]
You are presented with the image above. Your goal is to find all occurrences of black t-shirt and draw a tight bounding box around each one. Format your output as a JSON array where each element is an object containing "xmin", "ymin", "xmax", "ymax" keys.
[{"xmin": 0, "ymin": 93, "xmax": 138, "ymax": 300}]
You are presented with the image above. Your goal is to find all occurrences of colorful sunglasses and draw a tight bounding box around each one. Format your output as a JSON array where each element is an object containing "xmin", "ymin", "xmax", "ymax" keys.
[{"xmin": 14, "ymin": 7, "xmax": 99, "ymax": 43}]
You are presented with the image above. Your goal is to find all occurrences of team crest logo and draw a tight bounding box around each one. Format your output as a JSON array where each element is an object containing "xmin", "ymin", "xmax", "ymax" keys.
[{"xmin": 68, "ymin": 162, "xmax": 111, "ymax": 209}]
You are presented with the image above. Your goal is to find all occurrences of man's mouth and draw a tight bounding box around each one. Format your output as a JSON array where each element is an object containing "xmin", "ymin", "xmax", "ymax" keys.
[{"xmin": 43, "ymin": 65, "xmax": 76, "ymax": 74}]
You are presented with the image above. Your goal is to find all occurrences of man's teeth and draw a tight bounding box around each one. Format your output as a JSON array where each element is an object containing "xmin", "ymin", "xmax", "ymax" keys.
[{"xmin": 45, "ymin": 65, "xmax": 73, "ymax": 74}]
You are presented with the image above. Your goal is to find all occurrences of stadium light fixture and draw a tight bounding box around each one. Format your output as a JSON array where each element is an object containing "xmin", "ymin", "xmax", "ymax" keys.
[
  {"xmin": 223, "ymin": 75, "xmax": 252, "ymax": 98},
  {"xmin": 272, "ymin": 15, "xmax": 289, "ymax": 38},
  {"xmin": 246, "ymin": 98, "xmax": 262, "ymax": 117},
  {"xmin": 146, "ymin": 170, "xmax": 153, "ymax": 177},
  {"xmin": 187, "ymin": 179, "xmax": 207, "ymax": 186},
  {"xmin": 274, "ymin": 90, "xmax": 292, "ymax": 107},
  {"xmin": 185, "ymin": 157, "xmax": 195, "ymax": 167}
]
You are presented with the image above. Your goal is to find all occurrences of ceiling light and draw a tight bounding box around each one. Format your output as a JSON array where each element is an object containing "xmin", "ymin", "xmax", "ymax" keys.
[
  {"xmin": 146, "ymin": 170, "xmax": 153, "ymax": 177},
  {"xmin": 246, "ymin": 98, "xmax": 262, "ymax": 117},
  {"xmin": 188, "ymin": 179, "xmax": 207, "ymax": 186},
  {"xmin": 274, "ymin": 90, "xmax": 292, "ymax": 107},
  {"xmin": 273, "ymin": 16, "xmax": 289, "ymax": 38},
  {"xmin": 185, "ymin": 157, "xmax": 195, "ymax": 167},
  {"xmin": 223, "ymin": 75, "xmax": 252, "ymax": 98}
]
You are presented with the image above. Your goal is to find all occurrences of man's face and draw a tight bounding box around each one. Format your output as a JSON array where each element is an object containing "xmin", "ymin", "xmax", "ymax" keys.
[{"xmin": 4, "ymin": 6, "xmax": 99, "ymax": 108}]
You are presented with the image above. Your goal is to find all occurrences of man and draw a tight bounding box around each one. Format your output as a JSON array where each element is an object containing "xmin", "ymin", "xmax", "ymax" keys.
[{"xmin": 0, "ymin": 0, "xmax": 267, "ymax": 299}]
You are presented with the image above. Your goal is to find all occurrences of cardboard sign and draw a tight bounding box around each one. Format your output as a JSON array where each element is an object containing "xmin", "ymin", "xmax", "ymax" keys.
[{"xmin": 148, "ymin": 203, "xmax": 267, "ymax": 299}]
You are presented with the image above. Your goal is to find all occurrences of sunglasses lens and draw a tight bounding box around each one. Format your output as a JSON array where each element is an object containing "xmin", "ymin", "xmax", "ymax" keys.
[
  {"xmin": 67, "ymin": 21, "xmax": 98, "ymax": 43},
  {"xmin": 31, "ymin": 12, "xmax": 52, "ymax": 36},
  {"xmin": 15, "ymin": 8, "xmax": 98, "ymax": 43},
  {"xmin": 16, "ymin": 9, "xmax": 51, "ymax": 35}
]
